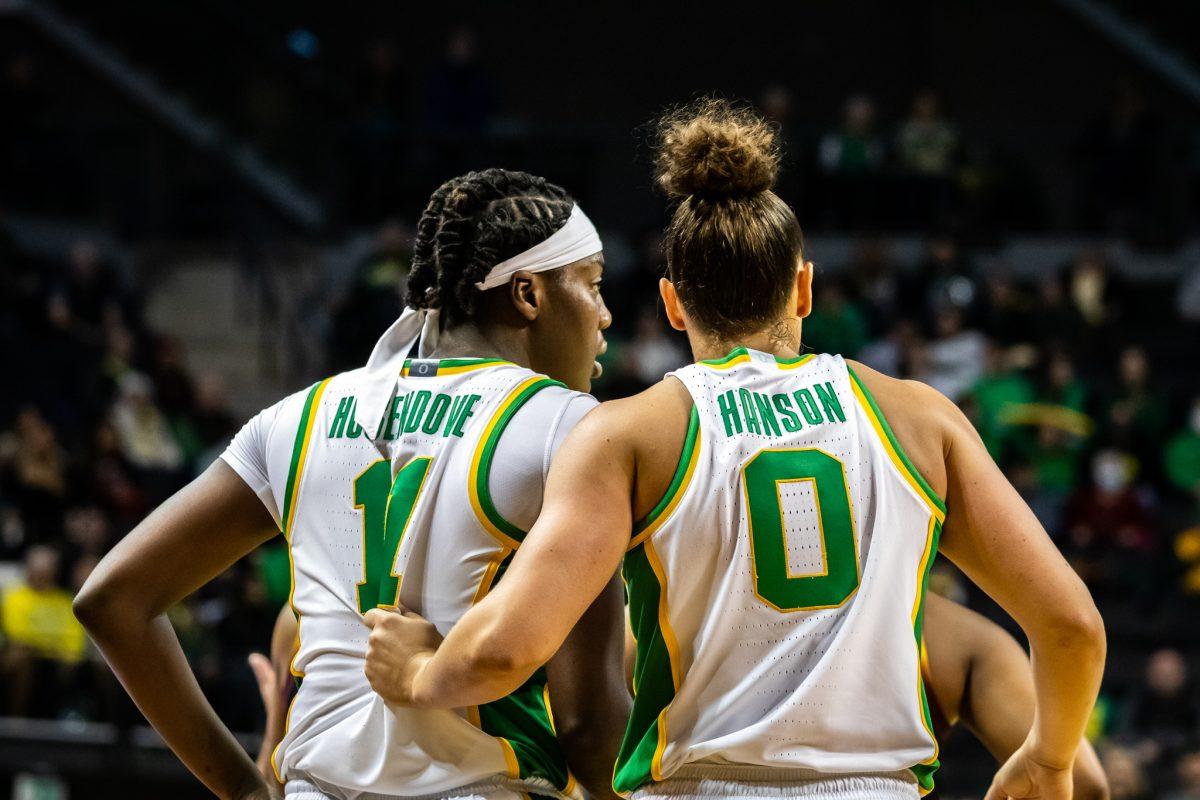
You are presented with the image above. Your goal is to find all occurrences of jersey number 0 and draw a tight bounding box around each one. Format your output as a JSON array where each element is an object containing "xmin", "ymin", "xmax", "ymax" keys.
[
  {"xmin": 742, "ymin": 448, "xmax": 860, "ymax": 612},
  {"xmin": 352, "ymin": 457, "xmax": 432, "ymax": 614}
]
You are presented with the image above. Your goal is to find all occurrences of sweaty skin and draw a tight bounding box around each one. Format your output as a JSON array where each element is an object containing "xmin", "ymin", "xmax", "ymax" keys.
[
  {"xmin": 363, "ymin": 263, "xmax": 1106, "ymax": 800},
  {"xmin": 922, "ymin": 593, "xmax": 1109, "ymax": 800}
]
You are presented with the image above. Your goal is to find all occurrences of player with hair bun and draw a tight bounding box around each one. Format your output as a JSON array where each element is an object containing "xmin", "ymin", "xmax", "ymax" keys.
[{"xmin": 365, "ymin": 100, "xmax": 1106, "ymax": 800}]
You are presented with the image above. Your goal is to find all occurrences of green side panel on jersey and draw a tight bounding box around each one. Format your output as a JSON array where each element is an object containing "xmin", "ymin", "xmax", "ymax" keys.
[
  {"xmin": 477, "ymin": 550, "xmax": 571, "ymax": 790},
  {"xmin": 845, "ymin": 366, "xmax": 946, "ymax": 515},
  {"xmin": 632, "ymin": 407, "xmax": 699, "ymax": 535},
  {"xmin": 613, "ymin": 543, "xmax": 677, "ymax": 795},
  {"xmin": 280, "ymin": 379, "xmax": 328, "ymax": 537},
  {"xmin": 911, "ymin": 518, "xmax": 943, "ymax": 795},
  {"xmin": 473, "ymin": 377, "xmax": 565, "ymax": 543}
]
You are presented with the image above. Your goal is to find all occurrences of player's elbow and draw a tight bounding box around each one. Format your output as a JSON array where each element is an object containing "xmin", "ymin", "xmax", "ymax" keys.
[
  {"xmin": 1042, "ymin": 599, "xmax": 1106, "ymax": 660},
  {"xmin": 73, "ymin": 569, "xmax": 142, "ymax": 637},
  {"xmin": 1074, "ymin": 770, "xmax": 1110, "ymax": 800}
]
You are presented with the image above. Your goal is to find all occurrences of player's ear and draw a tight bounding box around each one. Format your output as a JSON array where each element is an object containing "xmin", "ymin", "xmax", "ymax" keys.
[
  {"xmin": 659, "ymin": 278, "xmax": 687, "ymax": 331},
  {"xmin": 794, "ymin": 260, "xmax": 814, "ymax": 319},
  {"xmin": 508, "ymin": 272, "xmax": 540, "ymax": 322}
]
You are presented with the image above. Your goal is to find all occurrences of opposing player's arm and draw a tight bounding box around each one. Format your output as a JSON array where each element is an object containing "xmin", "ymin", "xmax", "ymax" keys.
[
  {"xmin": 545, "ymin": 573, "xmax": 630, "ymax": 800},
  {"xmin": 74, "ymin": 461, "xmax": 280, "ymax": 800},
  {"xmin": 933, "ymin": 392, "xmax": 1105, "ymax": 768},
  {"xmin": 924, "ymin": 593, "xmax": 1110, "ymax": 799},
  {"xmin": 364, "ymin": 403, "xmax": 635, "ymax": 709}
]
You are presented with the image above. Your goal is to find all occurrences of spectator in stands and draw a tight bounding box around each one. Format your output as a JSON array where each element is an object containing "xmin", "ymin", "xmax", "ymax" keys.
[
  {"xmin": 1064, "ymin": 449, "xmax": 1156, "ymax": 599},
  {"xmin": 1102, "ymin": 743, "xmax": 1152, "ymax": 800},
  {"xmin": 817, "ymin": 94, "xmax": 883, "ymax": 227},
  {"xmin": 802, "ymin": 280, "xmax": 869, "ymax": 358},
  {"xmin": 1107, "ymin": 346, "xmax": 1170, "ymax": 477},
  {"xmin": 895, "ymin": 89, "xmax": 960, "ymax": 226},
  {"xmin": 919, "ymin": 306, "xmax": 985, "ymax": 402},
  {"xmin": 966, "ymin": 341, "xmax": 1033, "ymax": 460},
  {"xmin": 905, "ymin": 234, "xmax": 977, "ymax": 322},
  {"xmin": 1165, "ymin": 397, "xmax": 1200, "ymax": 501},
  {"xmin": 0, "ymin": 545, "xmax": 86, "ymax": 717},
  {"xmin": 109, "ymin": 372, "xmax": 185, "ymax": 502},
  {"xmin": 845, "ymin": 236, "xmax": 901, "ymax": 336},
  {"xmin": 0, "ymin": 406, "xmax": 67, "ymax": 545},
  {"xmin": 1119, "ymin": 649, "xmax": 1200, "ymax": 773},
  {"xmin": 619, "ymin": 307, "xmax": 688, "ymax": 388},
  {"xmin": 857, "ymin": 318, "xmax": 922, "ymax": 379},
  {"xmin": 1167, "ymin": 750, "xmax": 1200, "ymax": 800},
  {"xmin": 1039, "ymin": 349, "xmax": 1089, "ymax": 413},
  {"xmin": 978, "ymin": 268, "xmax": 1031, "ymax": 346}
]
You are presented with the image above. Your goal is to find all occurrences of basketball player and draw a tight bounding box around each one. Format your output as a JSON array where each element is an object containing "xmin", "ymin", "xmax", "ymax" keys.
[
  {"xmin": 74, "ymin": 169, "xmax": 629, "ymax": 800},
  {"xmin": 361, "ymin": 101, "xmax": 1106, "ymax": 800}
]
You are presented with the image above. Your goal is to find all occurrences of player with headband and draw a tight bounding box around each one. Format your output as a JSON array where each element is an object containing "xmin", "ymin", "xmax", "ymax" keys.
[{"xmin": 75, "ymin": 169, "xmax": 628, "ymax": 800}]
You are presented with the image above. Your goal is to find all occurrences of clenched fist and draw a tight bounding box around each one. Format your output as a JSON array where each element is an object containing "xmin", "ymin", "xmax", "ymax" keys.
[{"xmin": 362, "ymin": 606, "xmax": 443, "ymax": 706}]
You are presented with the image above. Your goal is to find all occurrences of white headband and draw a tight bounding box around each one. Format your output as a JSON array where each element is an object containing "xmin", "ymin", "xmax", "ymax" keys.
[
  {"xmin": 355, "ymin": 204, "xmax": 602, "ymax": 443},
  {"xmin": 474, "ymin": 204, "xmax": 602, "ymax": 290}
]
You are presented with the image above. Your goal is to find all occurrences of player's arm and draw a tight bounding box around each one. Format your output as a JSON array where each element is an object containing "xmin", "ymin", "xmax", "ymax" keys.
[
  {"xmin": 931, "ymin": 389, "xmax": 1106, "ymax": 794},
  {"xmin": 544, "ymin": 573, "xmax": 630, "ymax": 800},
  {"xmin": 74, "ymin": 461, "xmax": 280, "ymax": 800},
  {"xmin": 363, "ymin": 403, "xmax": 634, "ymax": 709},
  {"xmin": 249, "ymin": 606, "xmax": 298, "ymax": 788},
  {"xmin": 924, "ymin": 594, "xmax": 1110, "ymax": 799}
]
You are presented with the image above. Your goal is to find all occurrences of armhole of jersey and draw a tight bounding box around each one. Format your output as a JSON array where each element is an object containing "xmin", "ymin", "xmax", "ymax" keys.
[
  {"xmin": 628, "ymin": 405, "xmax": 701, "ymax": 551},
  {"xmin": 468, "ymin": 376, "xmax": 566, "ymax": 549},
  {"xmin": 845, "ymin": 365, "xmax": 947, "ymax": 522},
  {"xmin": 279, "ymin": 377, "xmax": 333, "ymax": 539}
]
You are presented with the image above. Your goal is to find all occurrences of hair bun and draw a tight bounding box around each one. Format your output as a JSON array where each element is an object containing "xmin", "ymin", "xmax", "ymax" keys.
[{"xmin": 655, "ymin": 98, "xmax": 780, "ymax": 200}]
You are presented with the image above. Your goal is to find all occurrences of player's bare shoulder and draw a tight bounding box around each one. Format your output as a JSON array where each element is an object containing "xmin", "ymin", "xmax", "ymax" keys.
[{"xmin": 845, "ymin": 359, "xmax": 965, "ymax": 500}]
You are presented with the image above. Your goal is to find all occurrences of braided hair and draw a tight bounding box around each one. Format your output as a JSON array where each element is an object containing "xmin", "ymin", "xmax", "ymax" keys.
[{"xmin": 405, "ymin": 168, "xmax": 576, "ymax": 327}]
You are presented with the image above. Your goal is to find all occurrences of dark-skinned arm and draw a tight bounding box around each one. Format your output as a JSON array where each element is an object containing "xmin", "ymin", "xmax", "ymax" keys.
[
  {"xmin": 544, "ymin": 573, "xmax": 629, "ymax": 800},
  {"xmin": 74, "ymin": 461, "xmax": 280, "ymax": 800},
  {"xmin": 924, "ymin": 594, "xmax": 1110, "ymax": 800}
]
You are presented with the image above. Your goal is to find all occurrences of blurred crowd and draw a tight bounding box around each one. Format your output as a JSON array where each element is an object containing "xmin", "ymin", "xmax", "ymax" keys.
[
  {"xmin": 0, "ymin": 230, "xmax": 281, "ymax": 731},
  {"xmin": 3, "ymin": 17, "xmax": 1200, "ymax": 793}
]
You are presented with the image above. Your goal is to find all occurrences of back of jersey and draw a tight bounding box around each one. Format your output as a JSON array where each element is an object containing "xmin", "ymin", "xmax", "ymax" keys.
[
  {"xmin": 614, "ymin": 348, "xmax": 944, "ymax": 797},
  {"xmin": 224, "ymin": 357, "xmax": 586, "ymax": 798}
]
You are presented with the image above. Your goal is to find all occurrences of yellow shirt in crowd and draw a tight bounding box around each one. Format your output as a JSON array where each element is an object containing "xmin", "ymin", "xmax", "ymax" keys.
[{"xmin": 1, "ymin": 583, "xmax": 86, "ymax": 664}]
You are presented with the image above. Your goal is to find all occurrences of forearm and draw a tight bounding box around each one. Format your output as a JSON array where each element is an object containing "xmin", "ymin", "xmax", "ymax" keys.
[
  {"xmin": 409, "ymin": 640, "xmax": 538, "ymax": 709},
  {"xmin": 1026, "ymin": 618, "xmax": 1106, "ymax": 767},
  {"xmin": 85, "ymin": 610, "xmax": 264, "ymax": 798}
]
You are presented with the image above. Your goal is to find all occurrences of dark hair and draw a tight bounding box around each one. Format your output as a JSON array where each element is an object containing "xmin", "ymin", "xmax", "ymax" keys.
[
  {"xmin": 655, "ymin": 98, "xmax": 803, "ymax": 340},
  {"xmin": 405, "ymin": 168, "xmax": 575, "ymax": 326}
]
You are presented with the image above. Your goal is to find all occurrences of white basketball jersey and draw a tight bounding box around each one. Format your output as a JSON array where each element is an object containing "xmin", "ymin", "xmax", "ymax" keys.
[
  {"xmin": 613, "ymin": 348, "xmax": 944, "ymax": 797},
  {"xmin": 222, "ymin": 357, "xmax": 590, "ymax": 799}
]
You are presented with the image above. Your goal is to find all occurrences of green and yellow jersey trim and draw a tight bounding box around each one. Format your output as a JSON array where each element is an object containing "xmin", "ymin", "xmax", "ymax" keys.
[
  {"xmin": 911, "ymin": 515, "xmax": 943, "ymax": 795},
  {"xmin": 845, "ymin": 366, "xmax": 946, "ymax": 523},
  {"xmin": 629, "ymin": 407, "xmax": 701, "ymax": 551},
  {"xmin": 469, "ymin": 375, "xmax": 566, "ymax": 549},
  {"xmin": 698, "ymin": 346, "xmax": 817, "ymax": 372},
  {"xmin": 272, "ymin": 376, "xmax": 332, "ymax": 783},
  {"xmin": 463, "ymin": 373, "xmax": 573, "ymax": 791},
  {"xmin": 614, "ymin": 538, "xmax": 683, "ymax": 795},
  {"xmin": 844, "ymin": 366, "xmax": 943, "ymax": 793}
]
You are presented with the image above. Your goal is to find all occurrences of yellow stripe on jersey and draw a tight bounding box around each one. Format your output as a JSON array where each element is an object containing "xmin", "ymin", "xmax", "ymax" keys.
[
  {"xmin": 272, "ymin": 376, "xmax": 331, "ymax": 783},
  {"xmin": 644, "ymin": 539, "xmax": 683, "ymax": 781},
  {"xmin": 846, "ymin": 374, "xmax": 946, "ymax": 523}
]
